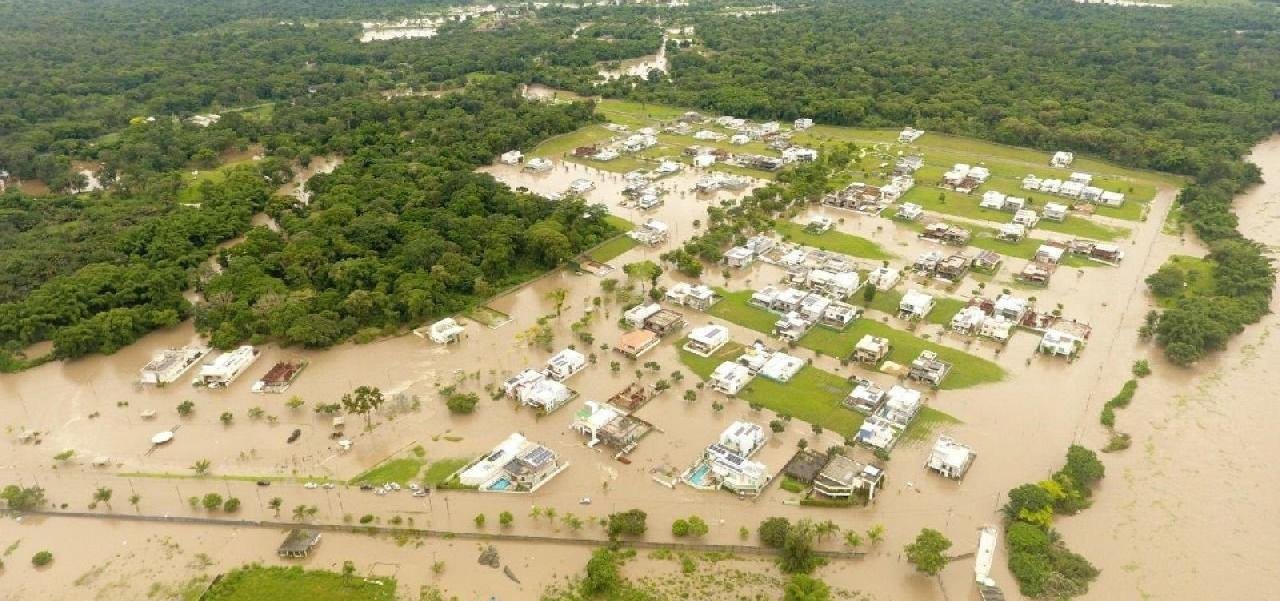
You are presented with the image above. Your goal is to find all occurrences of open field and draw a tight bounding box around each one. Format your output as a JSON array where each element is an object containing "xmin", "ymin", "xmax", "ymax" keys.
[
  {"xmin": 774, "ymin": 221, "xmax": 894, "ymax": 259},
  {"xmin": 203, "ymin": 565, "xmax": 397, "ymax": 601}
]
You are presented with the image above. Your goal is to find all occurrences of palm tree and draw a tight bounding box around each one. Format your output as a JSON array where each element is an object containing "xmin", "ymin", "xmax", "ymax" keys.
[
  {"xmin": 545, "ymin": 288, "xmax": 569, "ymax": 317},
  {"xmin": 268, "ymin": 497, "xmax": 283, "ymax": 516},
  {"xmin": 128, "ymin": 493, "xmax": 141, "ymax": 512},
  {"xmin": 529, "ymin": 505, "xmax": 543, "ymax": 521},
  {"xmin": 292, "ymin": 505, "xmax": 308, "ymax": 521},
  {"xmin": 191, "ymin": 459, "xmax": 211, "ymax": 476},
  {"xmin": 815, "ymin": 519, "xmax": 839, "ymax": 542},
  {"xmin": 866, "ymin": 524, "xmax": 886, "ymax": 545},
  {"xmin": 92, "ymin": 487, "xmax": 113, "ymax": 510}
]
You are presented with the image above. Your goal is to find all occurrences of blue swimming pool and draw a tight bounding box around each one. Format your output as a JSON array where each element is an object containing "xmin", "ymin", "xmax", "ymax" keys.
[
  {"xmin": 688, "ymin": 463, "xmax": 711, "ymax": 486},
  {"xmin": 489, "ymin": 477, "xmax": 512, "ymax": 491}
]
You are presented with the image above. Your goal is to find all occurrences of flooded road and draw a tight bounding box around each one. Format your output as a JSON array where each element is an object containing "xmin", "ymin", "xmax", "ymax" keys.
[{"xmin": 0, "ymin": 136, "xmax": 1270, "ymax": 601}]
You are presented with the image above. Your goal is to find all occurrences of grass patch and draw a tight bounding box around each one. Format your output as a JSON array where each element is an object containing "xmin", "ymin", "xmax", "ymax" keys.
[
  {"xmin": 859, "ymin": 289, "xmax": 967, "ymax": 327},
  {"xmin": 422, "ymin": 458, "xmax": 470, "ymax": 486},
  {"xmin": 774, "ymin": 221, "xmax": 893, "ymax": 259},
  {"xmin": 707, "ymin": 290, "xmax": 782, "ymax": 333},
  {"xmin": 585, "ymin": 235, "xmax": 639, "ymax": 263},
  {"xmin": 464, "ymin": 305, "xmax": 510, "ymax": 328},
  {"xmin": 900, "ymin": 407, "xmax": 962, "ymax": 444},
  {"xmin": 1149, "ymin": 254, "xmax": 1216, "ymax": 309},
  {"xmin": 677, "ymin": 340, "xmax": 861, "ymax": 436},
  {"xmin": 203, "ymin": 565, "xmax": 396, "ymax": 601},
  {"xmin": 349, "ymin": 457, "xmax": 423, "ymax": 485}
]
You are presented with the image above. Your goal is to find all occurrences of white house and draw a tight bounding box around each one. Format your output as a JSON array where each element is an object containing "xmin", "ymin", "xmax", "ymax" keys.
[
  {"xmin": 968, "ymin": 166, "xmax": 990, "ymax": 183},
  {"xmin": 701, "ymin": 442, "xmax": 769, "ymax": 495},
  {"xmin": 502, "ymin": 369, "xmax": 546, "ymax": 397},
  {"xmin": 1059, "ymin": 181, "xmax": 1085, "ymax": 198},
  {"xmin": 926, "ymin": 436, "xmax": 975, "ymax": 479},
  {"xmin": 821, "ymin": 301, "xmax": 861, "ymax": 329},
  {"xmin": 628, "ymin": 218, "xmax": 669, "ymax": 245},
  {"xmin": 524, "ymin": 157, "xmax": 553, "ymax": 172},
  {"xmin": 1040, "ymin": 329, "xmax": 1083, "ymax": 357},
  {"xmin": 978, "ymin": 316, "xmax": 1014, "ymax": 342},
  {"xmin": 794, "ymin": 118, "xmax": 814, "ymax": 130},
  {"xmin": 782, "ymin": 147, "xmax": 818, "ymax": 163},
  {"xmin": 568, "ymin": 178, "xmax": 595, "ymax": 193},
  {"xmin": 1022, "ymin": 175, "xmax": 1043, "ymax": 191},
  {"xmin": 796, "ymin": 294, "xmax": 832, "ymax": 322},
  {"xmin": 1012, "ymin": 209, "xmax": 1040, "ymax": 228},
  {"xmin": 807, "ymin": 269, "xmax": 861, "ymax": 299},
  {"xmin": 729, "ymin": 134, "xmax": 750, "ymax": 145},
  {"xmin": 880, "ymin": 385, "xmax": 924, "ymax": 425},
  {"xmin": 1080, "ymin": 186, "xmax": 1104, "ymax": 203},
  {"xmin": 759, "ymin": 351, "xmax": 804, "ymax": 382},
  {"xmin": 1050, "ymin": 151, "xmax": 1074, "ymax": 168},
  {"xmin": 517, "ymin": 378, "xmax": 575, "ymax": 412},
  {"xmin": 773, "ymin": 311, "xmax": 814, "ymax": 341},
  {"xmin": 1068, "ymin": 172, "xmax": 1093, "ymax": 185},
  {"xmin": 980, "ymin": 191, "xmax": 1007, "ymax": 210},
  {"xmin": 898, "ymin": 127, "xmax": 925, "ymax": 143},
  {"xmin": 950, "ymin": 305, "xmax": 987, "ymax": 334},
  {"xmin": 693, "ymin": 153, "xmax": 716, "ymax": 168},
  {"xmin": 1034, "ymin": 245, "xmax": 1066, "ymax": 265},
  {"xmin": 844, "ymin": 380, "xmax": 886, "ymax": 414},
  {"xmin": 1040, "ymin": 178, "xmax": 1063, "ymax": 194},
  {"xmin": 197, "ymin": 346, "xmax": 260, "ymax": 388},
  {"xmin": 623, "ymin": 303, "xmax": 662, "ymax": 328},
  {"xmin": 710, "ymin": 361, "xmax": 753, "ymax": 395},
  {"xmin": 656, "ymin": 160, "xmax": 682, "ymax": 175},
  {"xmin": 896, "ymin": 202, "xmax": 924, "ymax": 221},
  {"xmin": 997, "ymin": 222, "xmax": 1027, "ymax": 242},
  {"xmin": 428, "ymin": 318, "xmax": 466, "ymax": 344},
  {"xmin": 459, "ymin": 433, "xmax": 566, "ymax": 492},
  {"xmin": 1099, "ymin": 191, "xmax": 1126, "ymax": 206},
  {"xmin": 693, "ymin": 130, "xmax": 724, "ymax": 141},
  {"xmin": 723, "ymin": 246, "xmax": 755, "ymax": 268},
  {"xmin": 898, "ymin": 290, "xmax": 935, "ymax": 320},
  {"xmin": 500, "ymin": 150, "xmax": 524, "ymax": 165},
  {"xmin": 719, "ymin": 421, "xmax": 766, "ymax": 456},
  {"xmin": 868, "ymin": 266, "xmax": 901, "ymax": 291},
  {"xmin": 594, "ymin": 149, "xmax": 620, "ymax": 161},
  {"xmin": 140, "ymin": 346, "xmax": 209, "ymax": 385},
  {"xmin": 545, "ymin": 348, "xmax": 587, "ymax": 381},
  {"xmin": 1042, "ymin": 202, "xmax": 1068, "ymax": 222},
  {"xmin": 683, "ymin": 324, "xmax": 731, "ymax": 357},
  {"xmin": 749, "ymin": 286, "xmax": 780, "ymax": 309},
  {"xmin": 993, "ymin": 294, "xmax": 1031, "ymax": 322}
]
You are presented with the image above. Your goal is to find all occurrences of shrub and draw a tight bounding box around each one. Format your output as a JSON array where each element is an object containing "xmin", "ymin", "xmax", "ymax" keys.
[
  {"xmin": 222, "ymin": 497, "xmax": 241, "ymax": 513},
  {"xmin": 759, "ymin": 517, "xmax": 791, "ymax": 548},
  {"xmin": 31, "ymin": 551, "xmax": 53, "ymax": 567}
]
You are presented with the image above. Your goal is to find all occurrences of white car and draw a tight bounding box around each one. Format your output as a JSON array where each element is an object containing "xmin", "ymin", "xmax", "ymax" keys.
[{"xmin": 303, "ymin": 482, "xmax": 318, "ymax": 489}]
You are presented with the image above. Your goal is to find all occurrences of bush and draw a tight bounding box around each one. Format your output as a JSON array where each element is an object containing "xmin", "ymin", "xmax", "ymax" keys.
[
  {"xmin": 31, "ymin": 551, "xmax": 53, "ymax": 567},
  {"xmin": 606, "ymin": 509, "xmax": 647, "ymax": 539},
  {"xmin": 444, "ymin": 391, "xmax": 479, "ymax": 414},
  {"xmin": 671, "ymin": 519, "xmax": 690, "ymax": 537},
  {"xmin": 359, "ymin": 514, "xmax": 374, "ymax": 524},
  {"xmin": 201, "ymin": 493, "xmax": 223, "ymax": 511},
  {"xmin": 758, "ymin": 517, "xmax": 791, "ymax": 549},
  {"xmin": 222, "ymin": 497, "xmax": 241, "ymax": 513}
]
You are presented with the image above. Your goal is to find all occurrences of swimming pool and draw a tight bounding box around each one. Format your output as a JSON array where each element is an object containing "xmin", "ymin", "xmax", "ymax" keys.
[
  {"xmin": 687, "ymin": 463, "xmax": 712, "ymax": 486},
  {"xmin": 489, "ymin": 477, "xmax": 513, "ymax": 491}
]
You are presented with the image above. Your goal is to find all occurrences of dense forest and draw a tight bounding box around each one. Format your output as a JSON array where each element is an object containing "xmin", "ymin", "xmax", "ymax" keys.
[{"xmin": 0, "ymin": 0, "xmax": 1277, "ymax": 369}]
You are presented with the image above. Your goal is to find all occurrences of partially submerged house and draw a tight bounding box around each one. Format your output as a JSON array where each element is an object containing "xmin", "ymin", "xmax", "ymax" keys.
[
  {"xmin": 813, "ymin": 454, "xmax": 885, "ymax": 502},
  {"xmin": 950, "ymin": 305, "xmax": 987, "ymax": 335},
  {"xmin": 920, "ymin": 222, "xmax": 971, "ymax": 245},
  {"xmin": 993, "ymin": 294, "xmax": 1032, "ymax": 322},
  {"xmin": 710, "ymin": 361, "xmax": 753, "ymax": 395},
  {"xmin": 517, "ymin": 378, "xmax": 575, "ymax": 413},
  {"xmin": 759, "ymin": 351, "xmax": 805, "ymax": 382},
  {"xmin": 197, "ymin": 346, "xmax": 261, "ymax": 388},
  {"xmin": 571, "ymin": 401, "xmax": 652, "ymax": 453},
  {"xmin": 683, "ymin": 323, "xmax": 731, "ymax": 357},
  {"xmin": 907, "ymin": 350, "xmax": 953, "ymax": 388},
  {"xmin": 855, "ymin": 385, "xmax": 924, "ymax": 450},
  {"xmin": 723, "ymin": 246, "xmax": 755, "ymax": 268},
  {"xmin": 685, "ymin": 421, "xmax": 770, "ymax": 496},
  {"xmin": 665, "ymin": 283, "xmax": 720, "ymax": 311},
  {"xmin": 499, "ymin": 150, "xmax": 524, "ymax": 165},
  {"xmin": 622, "ymin": 303, "xmax": 662, "ymax": 328},
  {"xmin": 1039, "ymin": 329, "xmax": 1084, "ymax": 357},
  {"xmin": 139, "ymin": 346, "xmax": 210, "ymax": 385},
  {"xmin": 852, "ymin": 335, "xmax": 891, "ymax": 364},
  {"xmin": 251, "ymin": 359, "xmax": 308, "ymax": 394},
  {"xmin": 545, "ymin": 348, "xmax": 587, "ymax": 381},
  {"xmin": 628, "ymin": 219, "xmax": 669, "ymax": 245},
  {"xmin": 616, "ymin": 329, "xmax": 660, "ymax": 358},
  {"xmin": 524, "ymin": 157, "xmax": 553, "ymax": 172},
  {"xmin": 277, "ymin": 529, "xmax": 322, "ymax": 559},
  {"xmin": 926, "ymin": 436, "xmax": 976, "ymax": 480},
  {"xmin": 644, "ymin": 309, "xmax": 687, "ymax": 337},
  {"xmin": 1034, "ymin": 245, "xmax": 1066, "ymax": 265},
  {"xmin": 427, "ymin": 318, "xmax": 465, "ymax": 344},
  {"xmin": 459, "ymin": 433, "xmax": 567, "ymax": 493},
  {"xmin": 936, "ymin": 254, "xmax": 972, "ymax": 282},
  {"xmin": 781, "ymin": 449, "xmax": 828, "ymax": 485}
]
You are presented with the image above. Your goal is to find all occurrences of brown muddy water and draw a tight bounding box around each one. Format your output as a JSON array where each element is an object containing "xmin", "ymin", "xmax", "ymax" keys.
[{"xmin": 0, "ymin": 142, "xmax": 1273, "ymax": 600}]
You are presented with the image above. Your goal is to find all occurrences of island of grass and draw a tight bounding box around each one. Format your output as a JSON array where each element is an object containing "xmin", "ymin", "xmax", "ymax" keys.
[
  {"xmin": 774, "ymin": 221, "xmax": 893, "ymax": 260},
  {"xmin": 203, "ymin": 565, "xmax": 396, "ymax": 601},
  {"xmin": 708, "ymin": 290, "xmax": 1004, "ymax": 390},
  {"xmin": 583, "ymin": 215, "xmax": 640, "ymax": 263}
]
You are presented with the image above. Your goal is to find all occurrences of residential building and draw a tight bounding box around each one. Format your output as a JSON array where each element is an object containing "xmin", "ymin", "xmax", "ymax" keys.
[
  {"xmin": 729, "ymin": 134, "xmax": 750, "ymax": 145},
  {"xmin": 1042, "ymin": 202, "xmax": 1068, "ymax": 222},
  {"xmin": 899, "ymin": 290, "xmax": 935, "ymax": 320},
  {"xmin": 710, "ymin": 361, "xmax": 753, "ymax": 395},
  {"xmin": 683, "ymin": 324, "xmax": 731, "ymax": 357},
  {"xmin": 545, "ymin": 348, "xmax": 587, "ymax": 381},
  {"xmin": 698, "ymin": 442, "xmax": 769, "ymax": 495},
  {"xmin": 1034, "ymin": 245, "xmax": 1066, "ymax": 265},
  {"xmin": 773, "ymin": 311, "xmax": 814, "ymax": 341},
  {"xmin": 980, "ymin": 191, "xmax": 1007, "ymax": 210},
  {"xmin": 973, "ymin": 250, "xmax": 1003, "ymax": 272},
  {"xmin": 502, "ymin": 369, "xmax": 546, "ymax": 397},
  {"xmin": 628, "ymin": 219, "xmax": 669, "ymax": 245},
  {"xmin": 771, "ymin": 287, "xmax": 810, "ymax": 313},
  {"xmin": 951, "ymin": 306, "xmax": 987, "ymax": 335},
  {"xmin": 1050, "ymin": 151, "xmax": 1074, "ymax": 168},
  {"xmin": 500, "ymin": 150, "xmax": 523, "ymax": 164},
  {"xmin": 936, "ymin": 254, "xmax": 972, "ymax": 281},
  {"xmin": 844, "ymin": 379, "xmax": 886, "ymax": 413},
  {"xmin": 616, "ymin": 329, "xmax": 660, "ymax": 358},
  {"xmin": 644, "ymin": 309, "xmax": 687, "ymax": 337},
  {"xmin": 759, "ymin": 351, "xmax": 805, "ymax": 382},
  {"xmin": 594, "ymin": 149, "xmax": 620, "ymax": 161},
  {"xmin": 898, "ymin": 127, "xmax": 925, "ymax": 143},
  {"xmin": 1099, "ymin": 191, "xmax": 1125, "ymax": 206},
  {"xmin": 459, "ymin": 433, "xmax": 566, "ymax": 492},
  {"xmin": 428, "ymin": 318, "xmax": 465, "ymax": 344},
  {"xmin": 197, "ymin": 346, "xmax": 261, "ymax": 388},
  {"xmin": 749, "ymin": 286, "xmax": 780, "ymax": 309},
  {"xmin": 993, "ymin": 294, "xmax": 1031, "ymax": 322},
  {"xmin": 693, "ymin": 129, "xmax": 724, "ymax": 141},
  {"xmin": 277, "ymin": 530, "xmax": 322, "ymax": 559},
  {"xmin": 524, "ymin": 157, "xmax": 553, "ymax": 172},
  {"xmin": 623, "ymin": 303, "xmax": 662, "ymax": 328},
  {"xmin": 895, "ymin": 155, "xmax": 924, "ymax": 175},
  {"xmin": 1068, "ymin": 172, "xmax": 1093, "ymax": 185},
  {"xmin": 979, "ymin": 316, "xmax": 1014, "ymax": 342},
  {"xmin": 571, "ymin": 401, "xmax": 650, "ymax": 451},
  {"xmin": 1012, "ymin": 209, "xmax": 1040, "ymax": 228},
  {"xmin": 1022, "ymin": 175, "xmax": 1043, "ymax": 191},
  {"xmin": 880, "ymin": 385, "xmax": 924, "ymax": 424},
  {"xmin": 140, "ymin": 346, "xmax": 209, "ymax": 385},
  {"xmin": 852, "ymin": 335, "xmax": 891, "ymax": 364},
  {"xmin": 813, "ymin": 455, "xmax": 884, "ymax": 501},
  {"xmin": 907, "ymin": 350, "xmax": 953, "ymax": 387},
  {"xmin": 782, "ymin": 147, "xmax": 818, "ymax": 163},
  {"xmin": 568, "ymin": 178, "xmax": 595, "ymax": 193},
  {"xmin": 745, "ymin": 235, "xmax": 776, "ymax": 255},
  {"xmin": 896, "ymin": 202, "xmax": 924, "ymax": 221},
  {"xmin": 723, "ymin": 246, "xmax": 755, "ymax": 268},
  {"xmin": 1040, "ymin": 329, "xmax": 1083, "ymax": 357},
  {"xmin": 718, "ymin": 421, "xmax": 766, "ymax": 456},
  {"xmin": 806, "ymin": 269, "xmax": 861, "ymax": 299},
  {"xmin": 926, "ymin": 436, "xmax": 976, "ymax": 479},
  {"xmin": 794, "ymin": 118, "xmax": 814, "ymax": 130},
  {"xmin": 517, "ymin": 378, "xmax": 575, "ymax": 412},
  {"xmin": 997, "ymin": 223, "xmax": 1027, "ymax": 242},
  {"xmin": 867, "ymin": 266, "xmax": 901, "ymax": 290},
  {"xmin": 1018, "ymin": 262, "xmax": 1053, "ymax": 286},
  {"xmin": 920, "ymin": 222, "xmax": 972, "ymax": 245},
  {"xmin": 821, "ymin": 301, "xmax": 861, "ymax": 329},
  {"xmin": 666, "ymin": 283, "xmax": 720, "ymax": 310},
  {"xmin": 782, "ymin": 449, "xmax": 827, "ymax": 484},
  {"xmin": 796, "ymin": 294, "xmax": 832, "ymax": 322}
]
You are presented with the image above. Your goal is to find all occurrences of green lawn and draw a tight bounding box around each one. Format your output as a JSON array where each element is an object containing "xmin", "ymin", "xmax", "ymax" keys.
[
  {"xmin": 901, "ymin": 407, "xmax": 962, "ymax": 444},
  {"xmin": 203, "ymin": 566, "xmax": 396, "ymax": 601},
  {"xmin": 901, "ymin": 187, "xmax": 1129, "ymax": 242},
  {"xmin": 177, "ymin": 161, "xmax": 259, "ymax": 204},
  {"xmin": 677, "ymin": 341, "xmax": 861, "ymax": 436},
  {"xmin": 530, "ymin": 124, "xmax": 614, "ymax": 158},
  {"xmin": 349, "ymin": 457, "xmax": 423, "ymax": 485},
  {"xmin": 859, "ymin": 289, "xmax": 967, "ymax": 327},
  {"xmin": 774, "ymin": 221, "xmax": 893, "ymax": 260},
  {"xmin": 422, "ymin": 457, "xmax": 470, "ymax": 486},
  {"xmin": 586, "ymin": 235, "xmax": 639, "ymax": 263},
  {"xmin": 707, "ymin": 290, "xmax": 1004, "ymax": 390}
]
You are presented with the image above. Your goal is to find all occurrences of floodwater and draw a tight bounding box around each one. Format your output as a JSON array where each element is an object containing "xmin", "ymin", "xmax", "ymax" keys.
[
  {"xmin": 277, "ymin": 154, "xmax": 342, "ymax": 205},
  {"xmin": 598, "ymin": 36, "xmax": 669, "ymax": 82},
  {"xmin": 1, "ymin": 139, "xmax": 1274, "ymax": 601}
]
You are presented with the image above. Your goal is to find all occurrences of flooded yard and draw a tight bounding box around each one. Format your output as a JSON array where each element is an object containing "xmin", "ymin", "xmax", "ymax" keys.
[{"xmin": 1, "ymin": 133, "xmax": 1274, "ymax": 600}]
